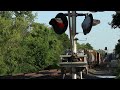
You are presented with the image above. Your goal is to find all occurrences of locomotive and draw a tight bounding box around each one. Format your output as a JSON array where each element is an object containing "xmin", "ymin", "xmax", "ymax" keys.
[
  {"xmin": 65, "ymin": 49, "xmax": 103, "ymax": 68},
  {"xmin": 84, "ymin": 49, "xmax": 103, "ymax": 68}
]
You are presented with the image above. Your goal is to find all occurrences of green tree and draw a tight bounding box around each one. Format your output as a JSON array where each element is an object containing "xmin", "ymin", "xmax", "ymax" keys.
[
  {"xmin": 0, "ymin": 11, "xmax": 36, "ymax": 75},
  {"xmin": 0, "ymin": 16, "xmax": 26, "ymax": 75},
  {"xmin": 85, "ymin": 43, "xmax": 93, "ymax": 50},
  {"xmin": 109, "ymin": 12, "xmax": 120, "ymax": 79},
  {"xmin": 0, "ymin": 11, "xmax": 71, "ymax": 75},
  {"xmin": 13, "ymin": 11, "xmax": 36, "ymax": 22},
  {"xmin": 115, "ymin": 39, "xmax": 120, "ymax": 58},
  {"xmin": 112, "ymin": 39, "xmax": 120, "ymax": 79},
  {"xmin": 0, "ymin": 11, "xmax": 13, "ymax": 19},
  {"xmin": 110, "ymin": 13, "xmax": 120, "ymax": 29},
  {"xmin": 56, "ymin": 33, "xmax": 71, "ymax": 53},
  {"xmin": 77, "ymin": 43, "xmax": 93, "ymax": 50}
]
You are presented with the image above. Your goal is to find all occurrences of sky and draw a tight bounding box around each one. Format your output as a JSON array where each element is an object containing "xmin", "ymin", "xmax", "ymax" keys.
[{"xmin": 33, "ymin": 11, "xmax": 120, "ymax": 53}]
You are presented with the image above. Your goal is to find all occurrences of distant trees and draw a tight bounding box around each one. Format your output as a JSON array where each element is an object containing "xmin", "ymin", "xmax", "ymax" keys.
[
  {"xmin": 96, "ymin": 49, "xmax": 106, "ymax": 60},
  {"xmin": 110, "ymin": 13, "xmax": 120, "ymax": 78},
  {"xmin": 0, "ymin": 11, "xmax": 70, "ymax": 75},
  {"xmin": 77, "ymin": 43, "xmax": 93, "ymax": 50},
  {"xmin": 115, "ymin": 39, "xmax": 120, "ymax": 58},
  {"xmin": 110, "ymin": 13, "xmax": 120, "ymax": 29},
  {"xmin": 112, "ymin": 39, "xmax": 120, "ymax": 79}
]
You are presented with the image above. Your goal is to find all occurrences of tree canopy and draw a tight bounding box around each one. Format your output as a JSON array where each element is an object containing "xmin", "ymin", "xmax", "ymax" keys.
[
  {"xmin": 110, "ymin": 13, "xmax": 120, "ymax": 29},
  {"xmin": 0, "ymin": 11, "xmax": 71, "ymax": 75},
  {"xmin": 77, "ymin": 42, "xmax": 93, "ymax": 50}
]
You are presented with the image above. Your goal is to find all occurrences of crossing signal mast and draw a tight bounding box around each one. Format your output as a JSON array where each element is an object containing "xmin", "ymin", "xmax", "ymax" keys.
[{"xmin": 49, "ymin": 11, "xmax": 100, "ymax": 79}]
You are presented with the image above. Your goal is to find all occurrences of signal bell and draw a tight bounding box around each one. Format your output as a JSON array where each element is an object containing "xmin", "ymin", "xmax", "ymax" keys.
[
  {"xmin": 81, "ymin": 14, "xmax": 93, "ymax": 35},
  {"xmin": 49, "ymin": 13, "xmax": 68, "ymax": 34}
]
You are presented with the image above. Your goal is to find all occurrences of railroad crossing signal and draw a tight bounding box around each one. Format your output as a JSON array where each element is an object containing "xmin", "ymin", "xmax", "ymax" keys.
[
  {"xmin": 49, "ymin": 12, "xmax": 100, "ymax": 35},
  {"xmin": 50, "ymin": 11, "xmax": 100, "ymax": 79},
  {"xmin": 49, "ymin": 13, "xmax": 68, "ymax": 34},
  {"xmin": 81, "ymin": 13, "xmax": 93, "ymax": 35}
]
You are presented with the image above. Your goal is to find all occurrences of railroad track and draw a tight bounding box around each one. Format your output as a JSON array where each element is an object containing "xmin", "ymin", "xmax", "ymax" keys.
[
  {"xmin": 0, "ymin": 69, "xmax": 62, "ymax": 79},
  {"xmin": 0, "ymin": 69, "xmax": 116, "ymax": 79}
]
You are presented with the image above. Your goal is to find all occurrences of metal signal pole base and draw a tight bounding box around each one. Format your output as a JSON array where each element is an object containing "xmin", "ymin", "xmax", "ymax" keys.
[{"xmin": 72, "ymin": 67, "xmax": 77, "ymax": 79}]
